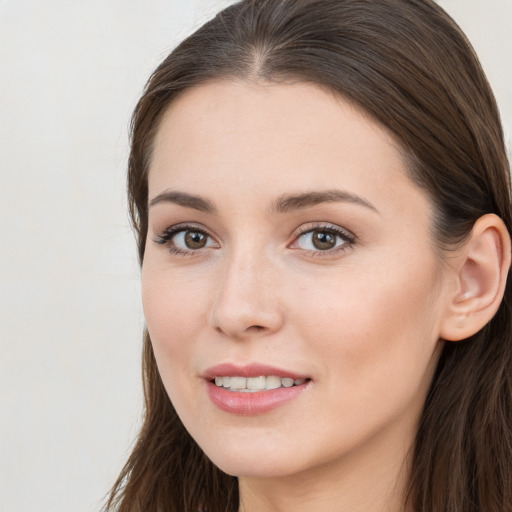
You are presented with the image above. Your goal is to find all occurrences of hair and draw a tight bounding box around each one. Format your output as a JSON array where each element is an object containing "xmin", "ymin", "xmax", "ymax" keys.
[{"xmin": 105, "ymin": 1, "xmax": 512, "ymax": 511}]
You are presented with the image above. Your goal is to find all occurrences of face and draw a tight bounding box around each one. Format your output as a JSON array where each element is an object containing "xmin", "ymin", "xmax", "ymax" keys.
[{"xmin": 142, "ymin": 80, "xmax": 450, "ymax": 481}]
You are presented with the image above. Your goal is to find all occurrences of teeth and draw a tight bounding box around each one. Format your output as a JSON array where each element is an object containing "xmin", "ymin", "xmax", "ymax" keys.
[
  {"xmin": 229, "ymin": 376, "xmax": 247, "ymax": 390},
  {"xmin": 213, "ymin": 375, "xmax": 307, "ymax": 392},
  {"xmin": 247, "ymin": 376, "xmax": 266, "ymax": 390},
  {"xmin": 265, "ymin": 375, "xmax": 282, "ymax": 390},
  {"xmin": 281, "ymin": 378, "xmax": 294, "ymax": 388}
]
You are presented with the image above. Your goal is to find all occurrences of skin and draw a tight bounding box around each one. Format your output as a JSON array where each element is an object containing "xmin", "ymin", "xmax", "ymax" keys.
[{"xmin": 142, "ymin": 80, "xmax": 458, "ymax": 512}]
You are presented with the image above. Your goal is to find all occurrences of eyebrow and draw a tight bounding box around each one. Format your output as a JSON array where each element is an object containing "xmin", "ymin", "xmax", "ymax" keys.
[
  {"xmin": 270, "ymin": 189, "xmax": 378, "ymax": 214},
  {"xmin": 149, "ymin": 190, "xmax": 217, "ymax": 213},
  {"xmin": 148, "ymin": 188, "xmax": 378, "ymax": 215}
]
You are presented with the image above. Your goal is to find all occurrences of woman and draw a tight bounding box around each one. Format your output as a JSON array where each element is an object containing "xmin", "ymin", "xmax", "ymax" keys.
[{"xmin": 106, "ymin": 0, "xmax": 512, "ymax": 511}]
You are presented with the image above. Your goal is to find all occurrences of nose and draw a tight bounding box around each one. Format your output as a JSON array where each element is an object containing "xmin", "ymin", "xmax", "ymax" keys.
[{"xmin": 210, "ymin": 251, "xmax": 285, "ymax": 340}]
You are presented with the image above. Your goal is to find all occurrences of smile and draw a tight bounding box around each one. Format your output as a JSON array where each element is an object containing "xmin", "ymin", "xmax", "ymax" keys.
[
  {"xmin": 213, "ymin": 375, "xmax": 307, "ymax": 392},
  {"xmin": 204, "ymin": 363, "xmax": 311, "ymax": 414}
]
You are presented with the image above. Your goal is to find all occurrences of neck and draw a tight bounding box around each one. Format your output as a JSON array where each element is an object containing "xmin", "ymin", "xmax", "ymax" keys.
[{"xmin": 237, "ymin": 424, "xmax": 414, "ymax": 512}]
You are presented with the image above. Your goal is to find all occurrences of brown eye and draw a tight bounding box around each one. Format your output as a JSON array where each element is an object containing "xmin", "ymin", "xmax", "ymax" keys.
[
  {"xmin": 154, "ymin": 227, "xmax": 218, "ymax": 253},
  {"xmin": 291, "ymin": 225, "xmax": 354, "ymax": 253},
  {"xmin": 312, "ymin": 231, "xmax": 337, "ymax": 250},
  {"xmin": 184, "ymin": 231, "xmax": 208, "ymax": 249}
]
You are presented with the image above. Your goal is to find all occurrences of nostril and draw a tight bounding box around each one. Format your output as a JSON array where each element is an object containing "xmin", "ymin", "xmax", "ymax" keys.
[
  {"xmin": 247, "ymin": 325, "xmax": 265, "ymax": 333},
  {"xmin": 215, "ymin": 324, "xmax": 266, "ymax": 337}
]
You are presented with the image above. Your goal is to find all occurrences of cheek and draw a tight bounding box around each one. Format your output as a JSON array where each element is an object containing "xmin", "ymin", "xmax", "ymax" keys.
[
  {"xmin": 294, "ymin": 258, "xmax": 442, "ymax": 383},
  {"xmin": 141, "ymin": 264, "xmax": 216, "ymax": 427},
  {"xmin": 141, "ymin": 263, "xmax": 212, "ymax": 376},
  {"xmin": 142, "ymin": 257, "xmax": 212, "ymax": 328},
  {"xmin": 287, "ymin": 263, "xmax": 443, "ymax": 449}
]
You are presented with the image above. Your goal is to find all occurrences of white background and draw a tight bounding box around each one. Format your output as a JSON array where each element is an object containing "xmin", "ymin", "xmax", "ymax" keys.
[{"xmin": 0, "ymin": 1, "xmax": 510, "ymax": 511}]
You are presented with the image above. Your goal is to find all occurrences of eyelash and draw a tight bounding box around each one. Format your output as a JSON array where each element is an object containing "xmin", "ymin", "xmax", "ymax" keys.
[
  {"xmin": 153, "ymin": 224, "xmax": 215, "ymax": 256},
  {"xmin": 293, "ymin": 223, "xmax": 356, "ymax": 256},
  {"xmin": 153, "ymin": 223, "xmax": 356, "ymax": 257}
]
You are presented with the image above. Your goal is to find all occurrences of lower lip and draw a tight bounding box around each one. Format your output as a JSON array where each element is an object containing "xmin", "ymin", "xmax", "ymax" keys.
[{"xmin": 206, "ymin": 380, "xmax": 309, "ymax": 415}]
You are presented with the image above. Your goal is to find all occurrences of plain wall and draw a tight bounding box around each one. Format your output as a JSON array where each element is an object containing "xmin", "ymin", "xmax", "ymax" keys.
[{"xmin": 0, "ymin": 1, "xmax": 510, "ymax": 511}]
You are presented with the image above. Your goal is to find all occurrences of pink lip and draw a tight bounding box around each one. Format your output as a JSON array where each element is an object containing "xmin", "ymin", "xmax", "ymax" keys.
[
  {"xmin": 203, "ymin": 363, "xmax": 311, "ymax": 415},
  {"xmin": 203, "ymin": 362, "xmax": 308, "ymax": 380}
]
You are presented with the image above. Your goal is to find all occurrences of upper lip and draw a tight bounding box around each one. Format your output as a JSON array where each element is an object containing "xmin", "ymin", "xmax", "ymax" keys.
[{"xmin": 203, "ymin": 362, "xmax": 309, "ymax": 380}]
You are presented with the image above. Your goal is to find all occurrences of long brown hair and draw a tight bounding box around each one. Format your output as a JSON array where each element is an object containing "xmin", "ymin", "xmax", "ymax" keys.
[{"xmin": 106, "ymin": 1, "xmax": 512, "ymax": 510}]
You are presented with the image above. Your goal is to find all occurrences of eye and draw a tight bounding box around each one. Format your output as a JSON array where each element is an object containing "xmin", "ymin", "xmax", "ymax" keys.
[
  {"xmin": 154, "ymin": 225, "xmax": 219, "ymax": 254},
  {"xmin": 173, "ymin": 230, "xmax": 214, "ymax": 250},
  {"xmin": 291, "ymin": 225, "xmax": 355, "ymax": 253}
]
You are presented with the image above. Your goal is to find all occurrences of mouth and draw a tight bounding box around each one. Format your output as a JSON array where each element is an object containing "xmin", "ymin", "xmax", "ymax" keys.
[
  {"xmin": 211, "ymin": 375, "xmax": 308, "ymax": 392},
  {"xmin": 204, "ymin": 363, "xmax": 311, "ymax": 415}
]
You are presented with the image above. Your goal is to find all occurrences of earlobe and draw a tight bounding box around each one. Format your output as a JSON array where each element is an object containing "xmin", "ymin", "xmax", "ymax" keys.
[{"xmin": 440, "ymin": 214, "xmax": 511, "ymax": 342}]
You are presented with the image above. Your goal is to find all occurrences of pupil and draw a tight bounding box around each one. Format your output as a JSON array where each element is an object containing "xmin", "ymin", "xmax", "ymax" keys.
[
  {"xmin": 185, "ymin": 231, "xmax": 207, "ymax": 249},
  {"xmin": 312, "ymin": 231, "xmax": 336, "ymax": 250}
]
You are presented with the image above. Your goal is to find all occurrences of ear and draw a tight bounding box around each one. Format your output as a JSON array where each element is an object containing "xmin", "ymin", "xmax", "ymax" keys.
[{"xmin": 440, "ymin": 214, "xmax": 511, "ymax": 342}]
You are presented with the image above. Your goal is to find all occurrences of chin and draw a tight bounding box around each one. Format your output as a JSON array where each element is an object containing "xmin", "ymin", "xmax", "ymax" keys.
[
  {"xmin": 212, "ymin": 456, "xmax": 300, "ymax": 479},
  {"xmin": 198, "ymin": 439, "xmax": 306, "ymax": 479}
]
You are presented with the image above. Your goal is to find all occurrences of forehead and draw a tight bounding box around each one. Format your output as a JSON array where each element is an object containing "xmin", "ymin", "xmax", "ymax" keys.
[{"xmin": 148, "ymin": 79, "xmax": 428, "ymax": 220}]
